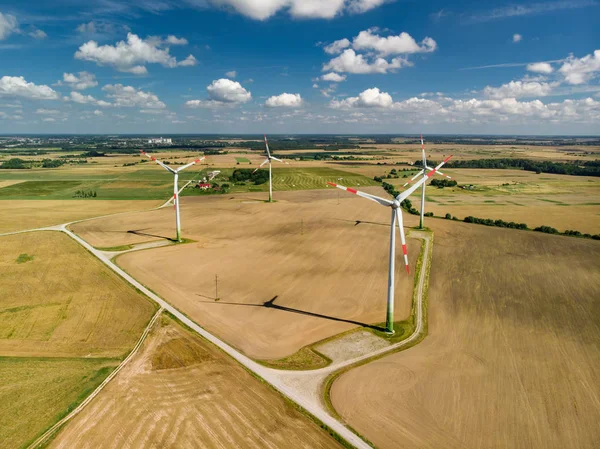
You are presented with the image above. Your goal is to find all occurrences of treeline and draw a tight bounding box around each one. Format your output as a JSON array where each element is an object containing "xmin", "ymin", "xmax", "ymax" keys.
[
  {"xmin": 459, "ymin": 215, "xmax": 600, "ymax": 240},
  {"xmin": 229, "ymin": 168, "xmax": 269, "ymax": 185},
  {"xmin": 73, "ymin": 190, "xmax": 97, "ymax": 198},
  {"xmin": 432, "ymin": 158, "xmax": 600, "ymax": 177},
  {"xmin": 381, "ymin": 181, "xmax": 419, "ymax": 215},
  {"xmin": 0, "ymin": 158, "xmax": 81, "ymax": 169}
]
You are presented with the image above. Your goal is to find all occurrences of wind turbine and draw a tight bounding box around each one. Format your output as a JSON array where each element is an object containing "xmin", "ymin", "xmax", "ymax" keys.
[
  {"xmin": 141, "ymin": 150, "xmax": 205, "ymax": 242},
  {"xmin": 402, "ymin": 135, "xmax": 453, "ymax": 229},
  {"xmin": 328, "ymin": 155, "xmax": 452, "ymax": 334},
  {"xmin": 254, "ymin": 134, "xmax": 288, "ymax": 202}
]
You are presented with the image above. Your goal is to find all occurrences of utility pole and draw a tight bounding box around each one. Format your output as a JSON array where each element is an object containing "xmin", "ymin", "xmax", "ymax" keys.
[
  {"xmin": 301, "ymin": 219, "xmax": 304, "ymax": 235},
  {"xmin": 215, "ymin": 274, "xmax": 220, "ymax": 301}
]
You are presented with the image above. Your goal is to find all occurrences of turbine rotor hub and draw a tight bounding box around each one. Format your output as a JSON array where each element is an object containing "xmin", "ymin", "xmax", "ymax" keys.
[{"xmin": 392, "ymin": 199, "xmax": 400, "ymax": 209}]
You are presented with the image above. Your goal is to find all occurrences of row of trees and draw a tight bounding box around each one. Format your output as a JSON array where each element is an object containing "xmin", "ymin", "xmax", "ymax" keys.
[
  {"xmin": 459, "ymin": 215, "xmax": 600, "ymax": 240},
  {"xmin": 430, "ymin": 179, "xmax": 457, "ymax": 188},
  {"xmin": 424, "ymin": 158, "xmax": 600, "ymax": 177},
  {"xmin": 73, "ymin": 190, "xmax": 97, "ymax": 198},
  {"xmin": 229, "ymin": 168, "xmax": 269, "ymax": 185}
]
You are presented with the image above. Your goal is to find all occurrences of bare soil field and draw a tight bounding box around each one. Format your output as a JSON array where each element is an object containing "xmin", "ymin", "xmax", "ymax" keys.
[
  {"xmin": 74, "ymin": 189, "xmax": 420, "ymax": 360},
  {"xmin": 0, "ymin": 200, "xmax": 158, "ymax": 233},
  {"xmin": 0, "ymin": 356, "xmax": 117, "ymax": 449},
  {"xmin": 0, "ymin": 232, "xmax": 156, "ymax": 357},
  {"xmin": 331, "ymin": 221, "xmax": 600, "ymax": 449},
  {"xmin": 48, "ymin": 314, "xmax": 343, "ymax": 449}
]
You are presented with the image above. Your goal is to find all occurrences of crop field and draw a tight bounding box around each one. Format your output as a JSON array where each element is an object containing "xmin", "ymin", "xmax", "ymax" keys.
[
  {"xmin": 73, "ymin": 189, "xmax": 420, "ymax": 360},
  {"xmin": 48, "ymin": 314, "xmax": 343, "ymax": 449},
  {"xmin": 0, "ymin": 200, "xmax": 158, "ymax": 234},
  {"xmin": 331, "ymin": 221, "xmax": 600, "ymax": 449},
  {"xmin": 0, "ymin": 232, "xmax": 156, "ymax": 357},
  {"xmin": 0, "ymin": 356, "xmax": 117, "ymax": 449},
  {"xmin": 0, "ymin": 231, "xmax": 156, "ymax": 449},
  {"xmin": 379, "ymin": 168, "xmax": 600, "ymax": 234}
]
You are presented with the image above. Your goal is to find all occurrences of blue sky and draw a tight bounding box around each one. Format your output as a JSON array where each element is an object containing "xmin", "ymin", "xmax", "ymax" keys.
[{"xmin": 0, "ymin": 0, "xmax": 598, "ymax": 134}]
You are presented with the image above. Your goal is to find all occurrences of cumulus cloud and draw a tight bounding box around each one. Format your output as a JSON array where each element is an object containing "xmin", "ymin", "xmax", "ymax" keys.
[
  {"xmin": 324, "ymin": 38, "xmax": 351, "ymax": 54},
  {"xmin": 67, "ymin": 91, "xmax": 111, "ymax": 107},
  {"xmin": 201, "ymin": 0, "xmax": 387, "ymax": 20},
  {"xmin": 93, "ymin": 109, "xmax": 103, "ymax": 116},
  {"xmin": 29, "ymin": 29, "xmax": 47, "ymax": 39},
  {"xmin": 103, "ymin": 84, "xmax": 166, "ymax": 109},
  {"xmin": 483, "ymin": 81, "xmax": 556, "ymax": 99},
  {"xmin": 0, "ymin": 12, "xmax": 18, "ymax": 40},
  {"xmin": 186, "ymin": 78, "xmax": 252, "ymax": 108},
  {"xmin": 59, "ymin": 72, "xmax": 98, "ymax": 90},
  {"xmin": 352, "ymin": 29, "xmax": 437, "ymax": 56},
  {"xmin": 265, "ymin": 93, "xmax": 303, "ymax": 108},
  {"xmin": 323, "ymin": 49, "xmax": 410, "ymax": 74},
  {"xmin": 321, "ymin": 72, "xmax": 347, "ymax": 82},
  {"xmin": 74, "ymin": 33, "xmax": 197, "ymax": 74},
  {"xmin": 35, "ymin": 109, "xmax": 60, "ymax": 115},
  {"xmin": 226, "ymin": 70, "xmax": 237, "ymax": 78},
  {"xmin": 177, "ymin": 54, "xmax": 198, "ymax": 66},
  {"xmin": 166, "ymin": 35, "xmax": 188, "ymax": 45},
  {"xmin": 330, "ymin": 87, "xmax": 393, "ymax": 108},
  {"xmin": 512, "ymin": 33, "xmax": 522, "ymax": 43},
  {"xmin": 558, "ymin": 49, "xmax": 600, "ymax": 85},
  {"xmin": 0, "ymin": 76, "xmax": 60, "ymax": 100},
  {"xmin": 527, "ymin": 62, "xmax": 554, "ymax": 74}
]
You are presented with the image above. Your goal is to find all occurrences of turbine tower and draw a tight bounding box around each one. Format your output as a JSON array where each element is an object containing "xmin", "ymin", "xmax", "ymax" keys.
[
  {"xmin": 402, "ymin": 135, "xmax": 453, "ymax": 229},
  {"xmin": 141, "ymin": 150, "xmax": 205, "ymax": 242},
  {"xmin": 328, "ymin": 155, "xmax": 452, "ymax": 334},
  {"xmin": 254, "ymin": 134, "xmax": 288, "ymax": 202}
]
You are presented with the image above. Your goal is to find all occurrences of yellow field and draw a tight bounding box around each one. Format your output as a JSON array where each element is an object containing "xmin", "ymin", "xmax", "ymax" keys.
[
  {"xmin": 0, "ymin": 232, "xmax": 157, "ymax": 357},
  {"xmin": 331, "ymin": 220, "xmax": 600, "ymax": 449},
  {"xmin": 48, "ymin": 314, "xmax": 343, "ymax": 449},
  {"xmin": 0, "ymin": 180, "xmax": 26, "ymax": 188},
  {"xmin": 0, "ymin": 357, "xmax": 117, "ymax": 449},
  {"xmin": 0, "ymin": 200, "xmax": 159, "ymax": 234},
  {"xmin": 73, "ymin": 189, "xmax": 419, "ymax": 360}
]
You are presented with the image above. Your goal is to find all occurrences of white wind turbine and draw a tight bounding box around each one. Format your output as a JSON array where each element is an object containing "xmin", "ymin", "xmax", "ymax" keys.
[
  {"xmin": 402, "ymin": 134, "xmax": 453, "ymax": 229},
  {"xmin": 254, "ymin": 134, "xmax": 288, "ymax": 202},
  {"xmin": 141, "ymin": 150, "xmax": 205, "ymax": 242},
  {"xmin": 328, "ymin": 155, "xmax": 453, "ymax": 334}
]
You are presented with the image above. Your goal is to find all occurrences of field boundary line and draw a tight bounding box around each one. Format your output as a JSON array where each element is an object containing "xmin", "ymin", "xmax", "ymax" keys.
[{"xmin": 26, "ymin": 306, "xmax": 164, "ymax": 449}]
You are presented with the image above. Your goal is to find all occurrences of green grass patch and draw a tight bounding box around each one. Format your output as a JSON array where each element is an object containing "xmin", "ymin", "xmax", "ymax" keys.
[
  {"xmin": 0, "ymin": 181, "xmax": 82, "ymax": 199},
  {"xmin": 258, "ymin": 346, "xmax": 331, "ymax": 370},
  {"xmin": 235, "ymin": 157, "xmax": 250, "ymax": 163},
  {"xmin": 16, "ymin": 253, "xmax": 34, "ymax": 264}
]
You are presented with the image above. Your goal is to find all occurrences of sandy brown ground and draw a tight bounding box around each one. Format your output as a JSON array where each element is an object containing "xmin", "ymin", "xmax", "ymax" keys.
[
  {"xmin": 49, "ymin": 314, "xmax": 343, "ymax": 449},
  {"xmin": 0, "ymin": 200, "xmax": 159, "ymax": 233},
  {"xmin": 0, "ymin": 232, "xmax": 156, "ymax": 357},
  {"xmin": 331, "ymin": 221, "xmax": 600, "ymax": 449},
  {"xmin": 73, "ymin": 189, "xmax": 420, "ymax": 360}
]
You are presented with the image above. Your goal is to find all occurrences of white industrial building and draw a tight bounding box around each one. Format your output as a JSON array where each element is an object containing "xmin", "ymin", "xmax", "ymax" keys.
[{"xmin": 147, "ymin": 137, "xmax": 173, "ymax": 145}]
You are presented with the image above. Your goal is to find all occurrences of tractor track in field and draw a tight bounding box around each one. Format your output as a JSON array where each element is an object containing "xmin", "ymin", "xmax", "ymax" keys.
[{"xmin": 4, "ymin": 205, "xmax": 432, "ymax": 449}]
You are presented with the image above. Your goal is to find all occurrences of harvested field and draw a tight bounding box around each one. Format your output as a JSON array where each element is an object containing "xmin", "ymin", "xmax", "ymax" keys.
[
  {"xmin": 48, "ymin": 314, "xmax": 343, "ymax": 449},
  {"xmin": 74, "ymin": 189, "xmax": 420, "ymax": 360},
  {"xmin": 0, "ymin": 200, "xmax": 158, "ymax": 233},
  {"xmin": 0, "ymin": 180, "xmax": 26, "ymax": 189},
  {"xmin": 0, "ymin": 232, "xmax": 156, "ymax": 357},
  {"xmin": 331, "ymin": 221, "xmax": 600, "ymax": 449},
  {"xmin": 0, "ymin": 356, "xmax": 117, "ymax": 449}
]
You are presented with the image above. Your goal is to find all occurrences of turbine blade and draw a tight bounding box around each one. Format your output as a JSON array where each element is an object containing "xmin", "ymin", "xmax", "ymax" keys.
[
  {"xmin": 421, "ymin": 134, "xmax": 427, "ymax": 168},
  {"xmin": 397, "ymin": 155, "xmax": 453, "ymax": 201},
  {"xmin": 264, "ymin": 134, "xmax": 271, "ymax": 157},
  {"xmin": 140, "ymin": 150, "xmax": 176, "ymax": 173},
  {"xmin": 326, "ymin": 182, "xmax": 393, "ymax": 207},
  {"xmin": 253, "ymin": 158, "xmax": 269, "ymax": 173},
  {"xmin": 397, "ymin": 210, "xmax": 410, "ymax": 274},
  {"xmin": 402, "ymin": 169, "xmax": 425, "ymax": 187},
  {"xmin": 270, "ymin": 156, "xmax": 289, "ymax": 164},
  {"xmin": 177, "ymin": 156, "xmax": 205, "ymax": 172}
]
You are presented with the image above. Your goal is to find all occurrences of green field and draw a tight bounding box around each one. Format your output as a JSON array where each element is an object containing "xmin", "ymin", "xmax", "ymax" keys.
[
  {"xmin": 235, "ymin": 157, "xmax": 251, "ymax": 163},
  {"xmin": 0, "ymin": 356, "xmax": 118, "ymax": 449},
  {"xmin": 184, "ymin": 166, "xmax": 378, "ymax": 196}
]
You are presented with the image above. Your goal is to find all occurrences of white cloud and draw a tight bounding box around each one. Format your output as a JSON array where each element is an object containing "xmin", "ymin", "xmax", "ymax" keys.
[
  {"xmin": 74, "ymin": 33, "xmax": 196, "ymax": 74},
  {"xmin": 323, "ymin": 49, "xmax": 410, "ymax": 74},
  {"xmin": 265, "ymin": 93, "xmax": 303, "ymax": 108},
  {"xmin": 558, "ymin": 50, "xmax": 600, "ymax": 85},
  {"xmin": 0, "ymin": 76, "xmax": 60, "ymax": 100},
  {"xmin": 42, "ymin": 117, "xmax": 56, "ymax": 123},
  {"xmin": 177, "ymin": 54, "xmax": 198, "ymax": 67},
  {"xmin": 66, "ymin": 91, "xmax": 111, "ymax": 107},
  {"xmin": 321, "ymin": 72, "xmax": 346, "ymax": 82},
  {"xmin": 352, "ymin": 29, "xmax": 437, "ymax": 56},
  {"xmin": 226, "ymin": 70, "xmax": 237, "ymax": 78},
  {"xmin": 0, "ymin": 12, "xmax": 18, "ymax": 41},
  {"xmin": 312, "ymin": 83, "xmax": 319, "ymax": 88},
  {"xmin": 330, "ymin": 87, "xmax": 393, "ymax": 108},
  {"xmin": 166, "ymin": 35, "xmax": 188, "ymax": 45},
  {"xmin": 467, "ymin": 1, "xmax": 597, "ymax": 23},
  {"xmin": 200, "ymin": 0, "xmax": 389, "ymax": 20},
  {"xmin": 93, "ymin": 109, "xmax": 103, "ymax": 116},
  {"xmin": 60, "ymin": 72, "xmax": 98, "ymax": 90},
  {"xmin": 29, "ymin": 29, "xmax": 47, "ymax": 39},
  {"xmin": 35, "ymin": 109, "xmax": 60, "ymax": 115},
  {"xmin": 207, "ymin": 78, "xmax": 252, "ymax": 103},
  {"xmin": 483, "ymin": 81, "xmax": 556, "ymax": 99},
  {"xmin": 324, "ymin": 38, "xmax": 351, "ymax": 55},
  {"xmin": 102, "ymin": 84, "xmax": 166, "ymax": 109},
  {"xmin": 526, "ymin": 62, "xmax": 554, "ymax": 74},
  {"xmin": 512, "ymin": 33, "xmax": 522, "ymax": 43}
]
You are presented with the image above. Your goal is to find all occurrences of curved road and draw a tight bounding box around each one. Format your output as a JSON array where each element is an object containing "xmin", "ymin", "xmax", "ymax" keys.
[{"xmin": 3, "ymin": 220, "xmax": 431, "ymax": 449}]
